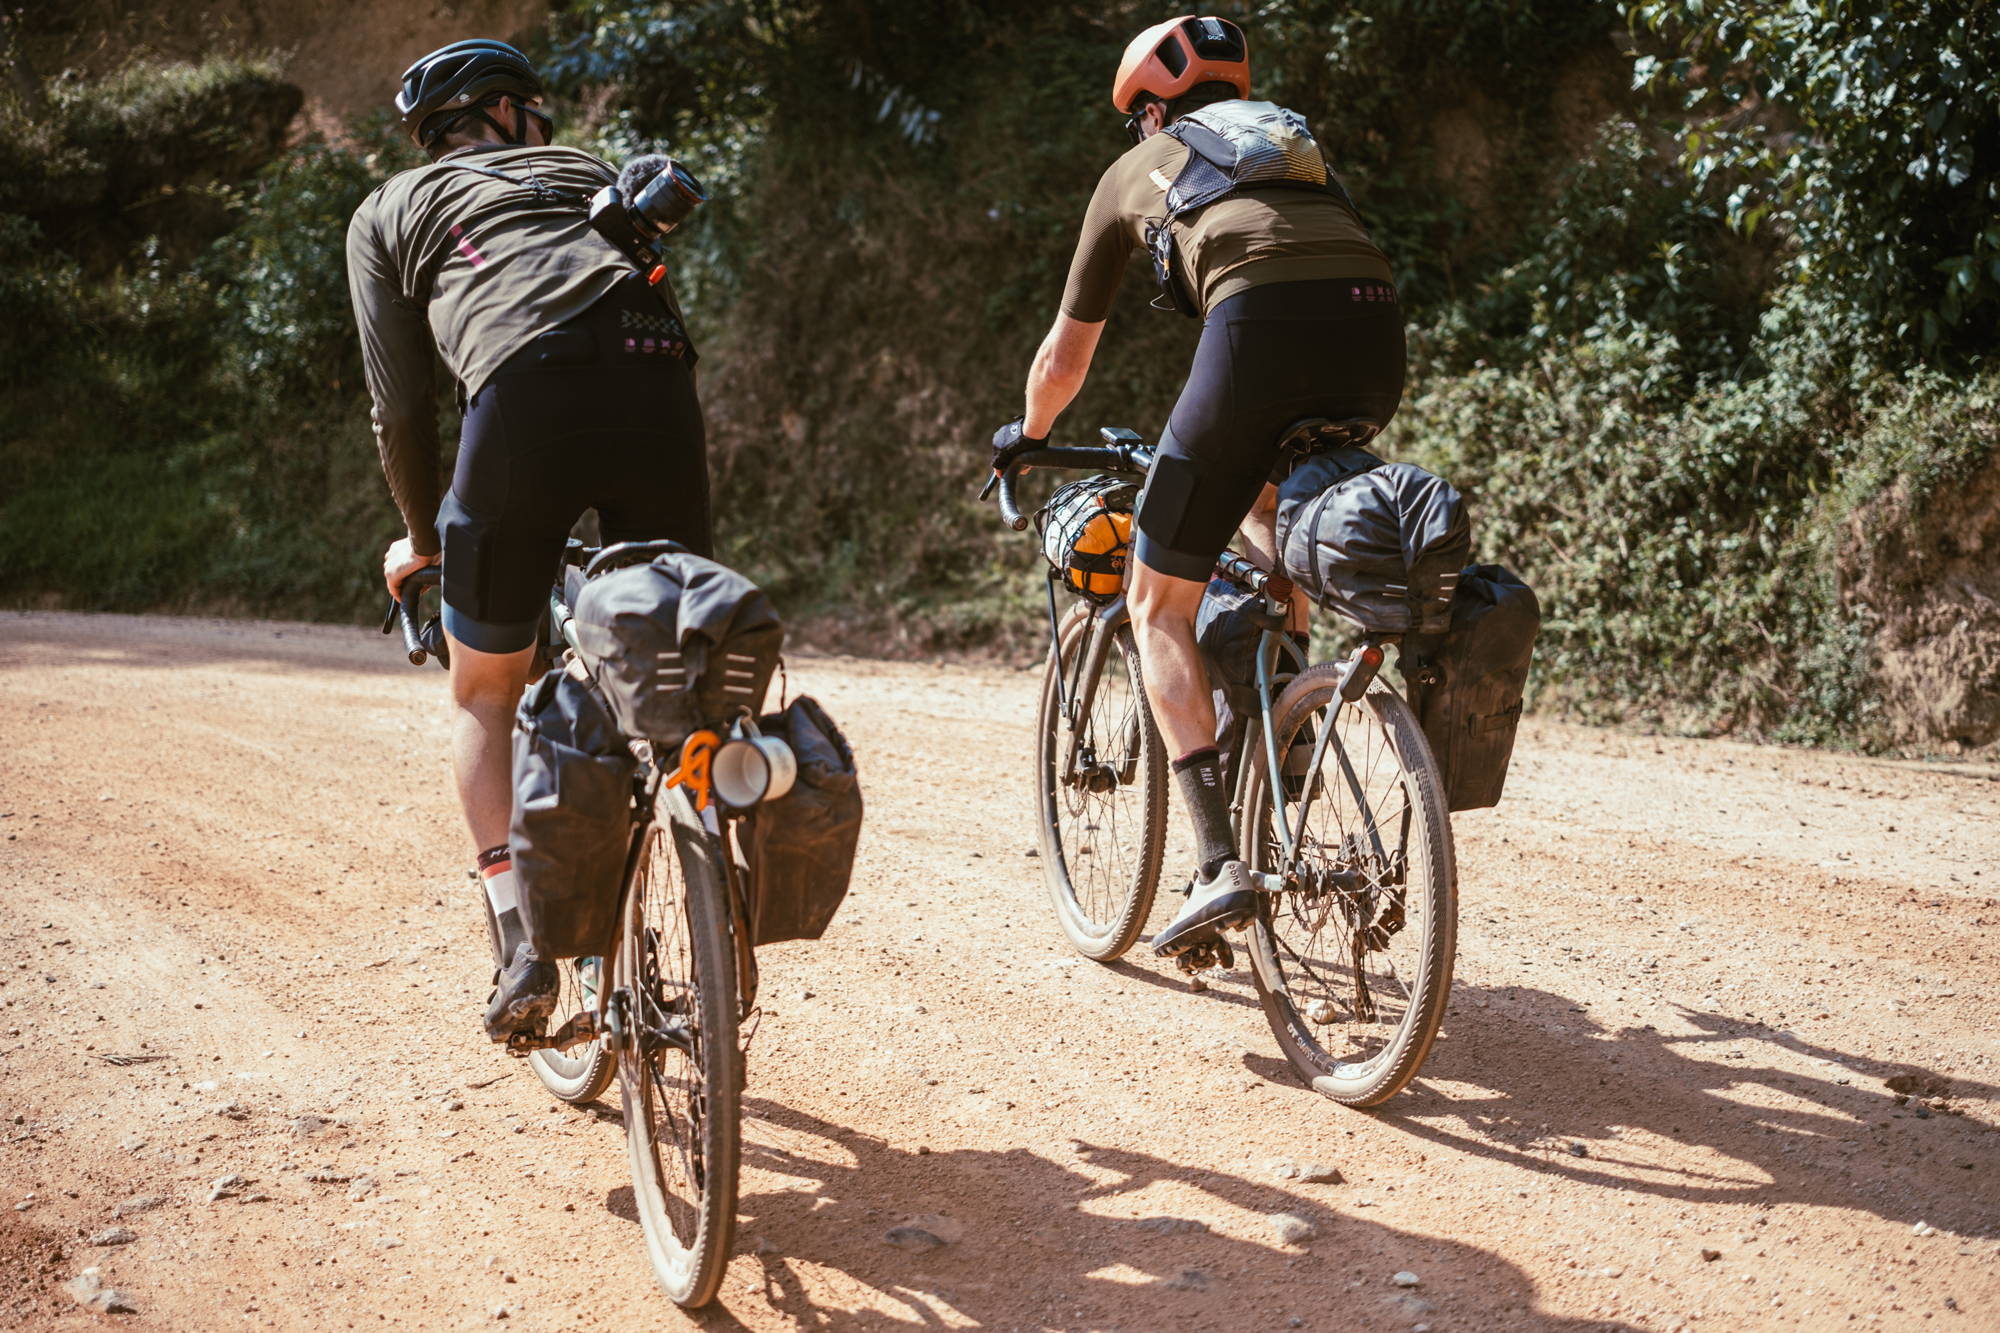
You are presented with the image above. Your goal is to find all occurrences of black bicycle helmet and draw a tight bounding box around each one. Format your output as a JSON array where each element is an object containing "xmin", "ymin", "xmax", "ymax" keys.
[{"xmin": 395, "ymin": 39, "xmax": 548, "ymax": 153}]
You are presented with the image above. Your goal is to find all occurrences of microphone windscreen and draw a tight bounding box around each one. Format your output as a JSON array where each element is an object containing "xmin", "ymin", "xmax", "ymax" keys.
[{"xmin": 617, "ymin": 154, "xmax": 671, "ymax": 199}]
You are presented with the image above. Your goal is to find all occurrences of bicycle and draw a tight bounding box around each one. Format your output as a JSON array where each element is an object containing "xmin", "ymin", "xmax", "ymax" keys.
[
  {"xmin": 385, "ymin": 542, "xmax": 766, "ymax": 1307},
  {"xmin": 983, "ymin": 423, "xmax": 1457, "ymax": 1107}
]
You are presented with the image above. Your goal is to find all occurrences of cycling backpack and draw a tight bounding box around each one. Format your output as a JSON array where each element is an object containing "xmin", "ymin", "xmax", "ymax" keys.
[
  {"xmin": 1403, "ymin": 565, "xmax": 1541, "ymax": 811},
  {"xmin": 1148, "ymin": 101, "xmax": 1360, "ymax": 316},
  {"xmin": 1039, "ymin": 475, "xmax": 1138, "ymax": 601},
  {"xmin": 570, "ymin": 543, "xmax": 784, "ymax": 748},
  {"xmin": 1274, "ymin": 447, "xmax": 1471, "ymax": 635},
  {"xmin": 511, "ymin": 664, "xmax": 637, "ymax": 959},
  {"xmin": 740, "ymin": 695, "xmax": 864, "ymax": 945}
]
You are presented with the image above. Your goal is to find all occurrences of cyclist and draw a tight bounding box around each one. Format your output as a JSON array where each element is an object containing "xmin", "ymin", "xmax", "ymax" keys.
[
  {"xmin": 995, "ymin": 15, "xmax": 1405, "ymax": 959},
  {"xmin": 347, "ymin": 38, "xmax": 709, "ymax": 1041}
]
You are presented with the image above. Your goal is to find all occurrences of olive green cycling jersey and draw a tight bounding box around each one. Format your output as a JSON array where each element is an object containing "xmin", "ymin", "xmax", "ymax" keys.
[
  {"xmin": 1059, "ymin": 125, "xmax": 1392, "ymax": 324},
  {"xmin": 345, "ymin": 143, "xmax": 691, "ymax": 555}
]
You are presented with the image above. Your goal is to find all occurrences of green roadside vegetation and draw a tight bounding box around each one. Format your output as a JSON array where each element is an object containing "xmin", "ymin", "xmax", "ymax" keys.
[{"xmin": 1, "ymin": 2, "xmax": 1994, "ymax": 751}]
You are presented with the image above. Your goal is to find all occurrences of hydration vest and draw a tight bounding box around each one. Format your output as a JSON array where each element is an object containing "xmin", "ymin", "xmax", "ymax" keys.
[{"xmin": 1145, "ymin": 100, "xmax": 1360, "ymax": 318}]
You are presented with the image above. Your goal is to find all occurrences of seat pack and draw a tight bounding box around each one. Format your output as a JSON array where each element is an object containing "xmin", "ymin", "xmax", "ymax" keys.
[
  {"xmin": 1274, "ymin": 447, "xmax": 1470, "ymax": 636},
  {"xmin": 569, "ymin": 543, "xmax": 784, "ymax": 747}
]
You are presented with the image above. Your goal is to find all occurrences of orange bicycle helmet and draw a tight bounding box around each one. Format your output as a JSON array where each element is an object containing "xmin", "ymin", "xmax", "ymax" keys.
[{"xmin": 1112, "ymin": 16, "xmax": 1250, "ymax": 115}]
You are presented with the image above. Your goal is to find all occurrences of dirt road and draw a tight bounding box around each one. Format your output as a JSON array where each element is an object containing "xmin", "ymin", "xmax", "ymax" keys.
[{"xmin": 2, "ymin": 611, "xmax": 1996, "ymax": 1331}]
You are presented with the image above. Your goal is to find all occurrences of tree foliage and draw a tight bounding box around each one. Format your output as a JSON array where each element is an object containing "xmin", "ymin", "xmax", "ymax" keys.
[{"xmin": 1631, "ymin": 0, "xmax": 2000, "ymax": 358}]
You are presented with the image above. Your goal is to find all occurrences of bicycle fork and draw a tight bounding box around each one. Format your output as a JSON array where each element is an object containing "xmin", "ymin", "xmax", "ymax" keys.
[{"xmin": 1055, "ymin": 585, "xmax": 1131, "ymax": 790}]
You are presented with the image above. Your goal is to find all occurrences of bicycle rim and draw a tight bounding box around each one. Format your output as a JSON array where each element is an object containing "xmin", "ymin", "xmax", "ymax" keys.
[
  {"xmin": 1240, "ymin": 665, "xmax": 1456, "ymax": 1106},
  {"xmin": 618, "ymin": 790, "xmax": 741, "ymax": 1307},
  {"xmin": 527, "ymin": 956, "xmax": 616, "ymax": 1104},
  {"xmin": 1035, "ymin": 607, "xmax": 1166, "ymax": 960}
]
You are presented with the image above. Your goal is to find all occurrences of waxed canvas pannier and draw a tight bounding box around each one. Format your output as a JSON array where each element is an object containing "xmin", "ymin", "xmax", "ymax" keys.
[
  {"xmin": 741, "ymin": 695, "xmax": 863, "ymax": 945},
  {"xmin": 1274, "ymin": 451, "xmax": 1470, "ymax": 635},
  {"xmin": 511, "ymin": 665, "xmax": 637, "ymax": 959},
  {"xmin": 570, "ymin": 545, "xmax": 784, "ymax": 747},
  {"xmin": 1403, "ymin": 564, "xmax": 1540, "ymax": 811}
]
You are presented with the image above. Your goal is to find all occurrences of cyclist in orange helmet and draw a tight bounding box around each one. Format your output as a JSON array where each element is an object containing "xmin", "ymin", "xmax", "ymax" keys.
[{"xmin": 995, "ymin": 16, "xmax": 1405, "ymax": 958}]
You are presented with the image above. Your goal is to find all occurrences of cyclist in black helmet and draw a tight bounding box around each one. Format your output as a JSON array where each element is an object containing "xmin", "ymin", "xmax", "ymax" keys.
[{"xmin": 348, "ymin": 38, "xmax": 711, "ymax": 1043}]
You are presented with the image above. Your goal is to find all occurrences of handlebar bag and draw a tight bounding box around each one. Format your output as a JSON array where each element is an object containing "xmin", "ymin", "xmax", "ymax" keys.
[
  {"xmin": 741, "ymin": 695, "xmax": 863, "ymax": 945},
  {"xmin": 571, "ymin": 547, "xmax": 784, "ymax": 748},
  {"xmin": 1038, "ymin": 475, "xmax": 1138, "ymax": 601},
  {"xmin": 1275, "ymin": 449, "xmax": 1470, "ymax": 635},
  {"xmin": 1402, "ymin": 564, "xmax": 1540, "ymax": 811},
  {"xmin": 511, "ymin": 666, "xmax": 638, "ymax": 959}
]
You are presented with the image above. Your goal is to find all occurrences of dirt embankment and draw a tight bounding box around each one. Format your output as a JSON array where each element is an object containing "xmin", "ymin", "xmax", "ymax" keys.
[
  {"xmin": 15, "ymin": 0, "xmax": 551, "ymax": 126},
  {"xmin": 2, "ymin": 610, "xmax": 1997, "ymax": 1331},
  {"xmin": 1842, "ymin": 450, "xmax": 2000, "ymax": 754}
]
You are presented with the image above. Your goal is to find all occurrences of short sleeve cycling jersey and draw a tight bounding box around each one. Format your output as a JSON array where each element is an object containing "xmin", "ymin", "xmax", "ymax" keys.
[{"xmin": 1058, "ymin": 123, "xmax": 1392, "ymax": 324}]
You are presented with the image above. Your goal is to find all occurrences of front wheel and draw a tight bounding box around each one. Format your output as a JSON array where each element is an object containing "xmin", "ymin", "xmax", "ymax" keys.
[
  {"xmin": 1238, "ymin": 665, "xmax": 1456, "ymax": 1106},
  {"xmin": 1034, "ymin": 603, "xmax": 1167, "ymax": 961},
  {"xmin": 617, "ymin": 790, "xmax": 742, "ymax": 1307}
]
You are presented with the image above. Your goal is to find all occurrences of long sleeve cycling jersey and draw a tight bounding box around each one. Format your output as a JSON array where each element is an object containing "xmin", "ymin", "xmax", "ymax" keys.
[{"xmin": 345, "ymin": 143, "xmax": 690, "ymax": 554}]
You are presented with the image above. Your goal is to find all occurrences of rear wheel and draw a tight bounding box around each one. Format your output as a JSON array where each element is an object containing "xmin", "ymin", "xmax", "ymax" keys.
[
  {"xmin": 480, "ymin": 874, "xmax": 616, "ymax": 1105},
  {"xmin": 1239, "ymin": 664, "xmax": 1456, "ymax": 1106},
  {"xmin": 617, "ymin": 790, "xmax": 741, "ymax": 1308},
  {"xmin": 527, "ymin": 958, "xmax": 616, "ymax": 1103},
  {"xmin": 1035, "ymin": 604, "xmax": 1167, "ymax": 961}
]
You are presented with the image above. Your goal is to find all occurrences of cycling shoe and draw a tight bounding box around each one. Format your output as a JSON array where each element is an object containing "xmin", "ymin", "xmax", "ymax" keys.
[
  {"xmin": 1151, "ymin": 859, "xmax": 1258, "ymax": 958},
  {"xmin": 484, "ymin": 943, "xmax": 559, "ymax": 1042}
]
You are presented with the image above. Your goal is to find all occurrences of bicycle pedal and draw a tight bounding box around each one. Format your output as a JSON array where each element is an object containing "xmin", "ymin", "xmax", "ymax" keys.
[
  {"xmin": 1174, "ymin": 936, "xmax": 1236, "ymax": 975},
  {"xmin": 503, "ymin": 1030, "xmax": 546, "ymax": 1057},
  {"xmin": 1251, "ymin": 871, "xmax": 1287, "ymax": 895}
]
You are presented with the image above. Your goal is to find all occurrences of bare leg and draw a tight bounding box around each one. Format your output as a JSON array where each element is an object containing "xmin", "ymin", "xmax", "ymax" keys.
[
  {"xmin": 1234, "ymin": 483, "xmax": 1309, "ymax": 635},
  {"xmin": 443, "ymin": 633, "xmax": 538, "ymax": 853},
  {"xmin": 1130, "ymin": 557, "xmax": 1261, "ymax": 952},
  {"xmin": 1126, "ymin": 561, "xmax": 1214, "ymax": 759}
]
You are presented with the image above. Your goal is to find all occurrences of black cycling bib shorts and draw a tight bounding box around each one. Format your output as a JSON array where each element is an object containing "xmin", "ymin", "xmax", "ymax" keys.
[
  {"xmin": 434, "ymin": 275, "xmax": 711, "ymax": 654},
  {"xmin": 1132, "ymin": 277, "xmax": 1406, "ymax": 583}
]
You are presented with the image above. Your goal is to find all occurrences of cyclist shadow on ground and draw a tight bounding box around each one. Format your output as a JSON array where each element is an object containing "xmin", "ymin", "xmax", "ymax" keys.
[
  {"xmin": 1272, "ymin": 981, "xmax": 2000, "ymax": 1239},
  {"xmin": 1106, "ymin": 949, "xmax": 1263, "ymax": 1010},
  {"xmin": 685, "ymin": 1095, "xmax": 1635, "ymax": 1330}
]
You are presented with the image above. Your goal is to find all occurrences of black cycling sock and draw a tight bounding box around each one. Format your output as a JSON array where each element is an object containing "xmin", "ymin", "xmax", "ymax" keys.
[{"xmin": 1172, "ymin": 747, "xmax": 1236, "ymax": 880}]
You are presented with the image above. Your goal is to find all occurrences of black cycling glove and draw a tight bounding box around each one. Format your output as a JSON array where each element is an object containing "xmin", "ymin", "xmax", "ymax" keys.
[{"xmin": 991, "ymin": 419, "xmax": 1047, "ymax": 472}]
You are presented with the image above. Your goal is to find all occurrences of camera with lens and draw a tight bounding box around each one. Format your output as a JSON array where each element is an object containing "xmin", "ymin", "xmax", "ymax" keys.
[{"xmin": 588, "ymin": 155, "xmax": 708, "ymax": 272}]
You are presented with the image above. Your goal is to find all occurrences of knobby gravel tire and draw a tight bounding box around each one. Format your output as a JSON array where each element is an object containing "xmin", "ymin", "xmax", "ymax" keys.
[
  {"xmin": 1034, "ymin": 608, "xmax": 1167, "ymax": 961},
  {"xmin": 618, "ymin": 790, "xmax": 742, "ymax": 1308},
  {"xmin": 1239, "ymin": 665, "xmax": 1456, "ymax": 1107}
]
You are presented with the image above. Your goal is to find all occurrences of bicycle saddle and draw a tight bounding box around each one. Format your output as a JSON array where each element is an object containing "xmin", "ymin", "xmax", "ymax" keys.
[
  {"xmin": 1276, "ymin": 416, "xmax": 1383, "ymax": 455},
  {"xmin": 584, "ymin": 539, "xmax": 692, "ymax": 578}
]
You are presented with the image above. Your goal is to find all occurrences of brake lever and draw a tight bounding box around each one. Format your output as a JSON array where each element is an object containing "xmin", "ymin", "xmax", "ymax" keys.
[{"xmin": 978, "ymin": 469, "xmax": 998, "ymax": 502}]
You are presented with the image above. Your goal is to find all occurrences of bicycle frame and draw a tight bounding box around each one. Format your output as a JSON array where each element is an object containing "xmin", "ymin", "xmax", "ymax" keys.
[{"xmin": 1042, "ymin": 539, "xmax": 1400, "ymax": 901}]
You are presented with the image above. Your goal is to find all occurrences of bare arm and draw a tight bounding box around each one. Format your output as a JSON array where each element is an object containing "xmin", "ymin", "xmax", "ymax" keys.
[{"xmin": 1023, "ymin": 314, "xmax": 1104, "ymax": 440}]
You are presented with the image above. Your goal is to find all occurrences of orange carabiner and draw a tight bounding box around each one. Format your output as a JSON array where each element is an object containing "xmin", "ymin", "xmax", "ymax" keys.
[{"xmin": 665, "ymin": 729, "xmax": 720, "ymax": 812}]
